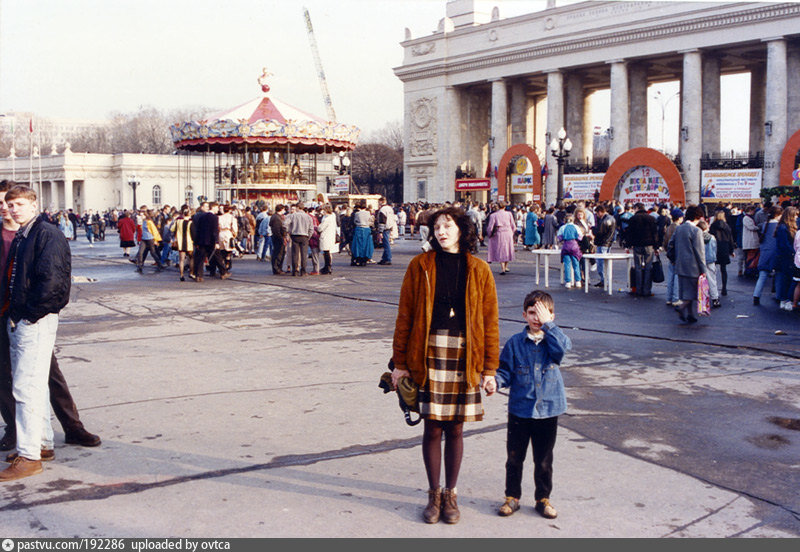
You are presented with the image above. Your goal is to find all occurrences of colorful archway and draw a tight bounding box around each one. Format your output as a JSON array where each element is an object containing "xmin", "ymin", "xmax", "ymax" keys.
[
  {"xmin": 779, "ymin": 128, "xmax": 800, "ymax": 187},
  {"xmin": 497, "ymin": 144, "xmax": 543, "ymax": 201},
  {"xmin": 599, "ymin": 147, "xmax": 685, "ymax": 204}
]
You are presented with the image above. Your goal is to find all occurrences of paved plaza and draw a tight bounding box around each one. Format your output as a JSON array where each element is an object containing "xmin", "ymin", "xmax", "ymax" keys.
[{"xmin": 1, "ymin": 235, "xmax": 799, "ymax": 538}]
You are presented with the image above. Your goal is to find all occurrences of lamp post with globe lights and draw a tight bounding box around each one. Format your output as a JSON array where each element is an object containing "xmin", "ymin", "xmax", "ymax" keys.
[{"xmin": 549, "ymin": 127, "xmax": 573, "ymax": 204}]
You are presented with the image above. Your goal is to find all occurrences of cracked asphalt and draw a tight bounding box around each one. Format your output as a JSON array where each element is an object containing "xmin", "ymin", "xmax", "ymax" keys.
[{"xmin": 1, "ymin": 234, "xmax": 798, "ymax": 538}]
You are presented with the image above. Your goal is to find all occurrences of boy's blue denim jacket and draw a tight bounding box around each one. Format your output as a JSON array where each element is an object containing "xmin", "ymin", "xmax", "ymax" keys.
[{"xmin": 495, "ymin": 322, "xmax": 572, "ymax": 419}]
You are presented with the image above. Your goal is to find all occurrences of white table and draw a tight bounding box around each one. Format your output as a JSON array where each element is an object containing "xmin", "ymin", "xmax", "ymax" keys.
[
  {"xmin": 530, "ymin": 249, "xmax": 564, "ymax": 288},
  {"xmin": 582, "ymin": 252, "xmax": 633, "ymax": 295}
]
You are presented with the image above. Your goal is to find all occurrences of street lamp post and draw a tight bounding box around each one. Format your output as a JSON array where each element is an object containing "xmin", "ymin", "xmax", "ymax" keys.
[
  {"xmin": 332, "ymin": 151, "xmax": 351, "ymax": 192},
  {"xmin": 128, "ymin": 175, "xmax": 140, "ymax": 211},
  {"xmin": 654, "ymin": 90, "xmax": 679, "ymax": 152},
  {"xmin": 549, "ymin": 127, "xmax": 573, "ymax": 204}
]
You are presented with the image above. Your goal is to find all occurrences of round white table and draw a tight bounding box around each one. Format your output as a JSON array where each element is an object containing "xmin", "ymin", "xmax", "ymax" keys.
[{"xmin": 581, "ymin": 252, "xmax": 633, "ymax": 295}]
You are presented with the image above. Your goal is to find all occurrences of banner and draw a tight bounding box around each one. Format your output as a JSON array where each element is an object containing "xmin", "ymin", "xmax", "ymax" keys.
[
  {"xmin": 455, "ymin": 178, "xmax": 491, "ymax": 191},
  {"xmin": 510, "ymin": 174, "xmax": 534, "ymax": 194},
  {"xmin": 563, "ymin": 173, "xmax": 604, "ymax": 201},
  {"xmin": 334, "ymin": 175, "xmax": 350, "ymax": 194},
  {"xmin": 700, "ymin": 169, "xmax": 762, "ymax": 201},
  {"xmin": 618, "ymin": 166, "xmax": 670, "ymax": 205}
]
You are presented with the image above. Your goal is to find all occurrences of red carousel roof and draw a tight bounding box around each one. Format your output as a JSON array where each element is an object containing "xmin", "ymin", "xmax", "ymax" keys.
[{"xmin": 170, "ymin": 70, "xmax": 360, "ymax": 154}]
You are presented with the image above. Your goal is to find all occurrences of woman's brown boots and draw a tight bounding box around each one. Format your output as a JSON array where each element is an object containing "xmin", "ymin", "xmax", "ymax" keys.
[
  {"xmin": 423, "ymin": 487, "xmax": 460, "ymax": 524},
  {"xmin": 423, "ymin": 487, "xmax": 442, "ymax": 523}
]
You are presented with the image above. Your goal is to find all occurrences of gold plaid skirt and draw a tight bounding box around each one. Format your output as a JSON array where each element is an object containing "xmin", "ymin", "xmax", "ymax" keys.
[{"xmin": 419, "ymin": 329, "xmax": 484, "ymax": 422}]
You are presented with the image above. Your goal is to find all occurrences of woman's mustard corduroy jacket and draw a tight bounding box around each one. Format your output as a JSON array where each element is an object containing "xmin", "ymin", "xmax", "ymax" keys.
[{"xmin": 392, "ymin": 250, "xmax": 499, "ymax": 388}]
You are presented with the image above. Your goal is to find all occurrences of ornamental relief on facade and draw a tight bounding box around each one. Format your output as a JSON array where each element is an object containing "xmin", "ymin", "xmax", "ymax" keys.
[
  {"xmin": 409, "ymin": 97, "xmax": 437, "ymax": 158},
  {"xmin": 412, "ymin": 42, "xmax": 436, "ymax": 56}
]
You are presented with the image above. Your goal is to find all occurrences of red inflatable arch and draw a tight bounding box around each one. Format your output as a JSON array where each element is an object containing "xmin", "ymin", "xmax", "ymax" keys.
[
  {"xmin": 599, "ymin": 147, "xmax": 685, "ymax": 205},
  {"xmin": 779, "ymin": 128, "xmax": 800, "ymax": 187},
  {"xmin": 497, "ymin": 144, "xmax": 543, "ymax": 201}
]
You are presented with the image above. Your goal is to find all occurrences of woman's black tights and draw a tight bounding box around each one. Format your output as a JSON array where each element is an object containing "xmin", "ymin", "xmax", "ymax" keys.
[
  {"xmin": 422, "ymin": 419, "xmax": 464, "ymax": 490},
  {"xmin": 719, "ymin": 264, "xmax": 728, "ymax": 294}
]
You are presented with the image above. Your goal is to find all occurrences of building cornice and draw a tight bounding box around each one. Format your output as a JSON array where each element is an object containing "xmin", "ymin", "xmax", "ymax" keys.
[{"xmin": 394, "ymin": 2, "xmax": 800, "ymax": 82}]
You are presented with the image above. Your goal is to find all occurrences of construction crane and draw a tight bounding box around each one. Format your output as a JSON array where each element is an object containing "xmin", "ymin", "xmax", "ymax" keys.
[{"xmin": 303, "ymin": 7, "xmax": 336, "ymax": 123}]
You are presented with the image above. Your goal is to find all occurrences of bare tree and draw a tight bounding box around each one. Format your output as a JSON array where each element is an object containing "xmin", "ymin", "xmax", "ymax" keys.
[
  {"xmin": 367, "ymin": 120, "xmax": 404, "ymax": 152},
  {"xmin": 351, "ymin": 142, "xmax": 403, "ymax": 201}
]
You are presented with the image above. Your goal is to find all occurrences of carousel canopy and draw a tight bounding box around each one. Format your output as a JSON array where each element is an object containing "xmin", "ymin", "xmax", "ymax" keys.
[{"xmin": 170, "ymin": 71, "xmax": 360, "ymax": 154}]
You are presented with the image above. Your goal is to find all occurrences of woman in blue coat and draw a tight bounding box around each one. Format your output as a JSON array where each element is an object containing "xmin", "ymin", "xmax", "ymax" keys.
[
  {"xmin": 523, "ymin": 205, "xmax": 541, "ymax": 250},
  {"xmin": 752, "ymin": 205, "xmax": 782, "ymax": 305}
]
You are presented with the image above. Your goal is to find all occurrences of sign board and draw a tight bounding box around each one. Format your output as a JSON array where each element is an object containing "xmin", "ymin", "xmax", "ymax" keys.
[
  {"xmin": 700, "ymin": 169, "xmax": 762, "ymax": 201},
  {"xmin": 334, "ymin": 175, "xmax": 350, "ymax": 194},
  {"xmin": 455, "ymin": 178, "xmax": 491, "ymax": 191},
  {"xmin": 618, "ymin": 166, "xmax": 671, "ymax": 205},
  {"xmin": 510, "ymin": 174, "xmax": 534, "ymax": 194},
  {"xmin": 563, "ymin": 173, "xmax": 604, "ymax": 201}
]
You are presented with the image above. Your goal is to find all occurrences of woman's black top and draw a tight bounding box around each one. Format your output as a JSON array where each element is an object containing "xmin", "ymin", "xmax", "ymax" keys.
[{"xmin": 431, "ymin": 251, "xmax": 467, "ymax": 331}]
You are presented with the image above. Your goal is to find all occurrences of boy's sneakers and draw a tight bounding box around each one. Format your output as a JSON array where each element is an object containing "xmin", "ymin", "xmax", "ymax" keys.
[
  {"xmin": 535, "ymin": 498, "xmax": 558, "ymax": 519},
  {"xmin": 498, "ymin": 497, "xmax": 520, "ymax": 516}
]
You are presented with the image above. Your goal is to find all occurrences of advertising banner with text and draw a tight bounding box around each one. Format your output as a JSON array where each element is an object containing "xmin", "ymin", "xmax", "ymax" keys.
[
  {"xmin": 618, "ymin": 166, "xmax": 670, "ymax": 205},
  {"xmin": 510, "ymin": 174, "xmax": 533, "ymax": 194},
  {"xmin": 563, "ymin": 173, "xmax": 604, "ymax": 201},
  {"xmin": 700, "ymin": 169, "xmax": 762, "ymax": 201},
  {"xmin": 455, "ymin": 178, "xmax": 491, "ymax": 191}
]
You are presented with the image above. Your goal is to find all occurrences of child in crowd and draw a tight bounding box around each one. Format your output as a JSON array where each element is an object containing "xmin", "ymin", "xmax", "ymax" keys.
[
  {"xmin": 484, "ymin": 290, "xmax": 572, "ymax": 519},
  {"xmin": 556, "ymin": 214, "xmax": 582, "ymax": 288}
]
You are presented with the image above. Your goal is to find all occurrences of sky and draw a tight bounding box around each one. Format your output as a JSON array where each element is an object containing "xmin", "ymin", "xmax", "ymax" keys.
[{"xmin": 0, "ymin": 0, "xmax": 747, "ymax": 150}]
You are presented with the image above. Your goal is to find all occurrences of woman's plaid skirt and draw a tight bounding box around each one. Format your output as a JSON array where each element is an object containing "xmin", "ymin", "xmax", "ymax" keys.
[{"xmin": 419, "ymin": 328, "xmax": 484, "ymax": 422}]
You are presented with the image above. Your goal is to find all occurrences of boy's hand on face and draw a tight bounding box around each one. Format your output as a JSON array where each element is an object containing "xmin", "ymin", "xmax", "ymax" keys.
[{"xmin": 535, "ymin": 302, "xmax": 554, "ymax": 325}]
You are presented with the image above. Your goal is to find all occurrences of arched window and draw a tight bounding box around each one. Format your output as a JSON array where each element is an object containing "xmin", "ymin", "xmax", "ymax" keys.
[
  {"xmin": 152, "ymin": 185, "xmax": 161, "ymax": 206},
  {"xmin": 185, "ymin": 186, "xmax": 194, "ymax": 205}
]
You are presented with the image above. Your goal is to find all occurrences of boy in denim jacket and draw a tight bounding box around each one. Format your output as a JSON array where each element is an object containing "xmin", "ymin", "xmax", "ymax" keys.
[{"xmin": 484, "ymin": 290, "xmax": 572, "ymax": 519}]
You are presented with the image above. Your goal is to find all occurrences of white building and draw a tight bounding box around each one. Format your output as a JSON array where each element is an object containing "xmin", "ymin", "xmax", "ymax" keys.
[
  {"xmin": 0, "ymin": 149, "xmax": 213, "ymax": 213},
  {"xmin": 394, "ymin": 0, "xmax": 800, "ymax": 205}
]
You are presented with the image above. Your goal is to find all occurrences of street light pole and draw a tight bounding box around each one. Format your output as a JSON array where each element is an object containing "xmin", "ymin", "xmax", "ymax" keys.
[
  {"xmin": 549, "ymin": 127, "xmax": 573, "ymax": 205},
  {"xmin": 128, "ymin": 175, "xmax": 139, "ymax": 211}
]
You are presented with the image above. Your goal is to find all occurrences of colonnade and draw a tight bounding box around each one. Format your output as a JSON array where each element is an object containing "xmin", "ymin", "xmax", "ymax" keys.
[{"xmin": 433, "ymin": 41, "xmax": 800, "ymax": 206}]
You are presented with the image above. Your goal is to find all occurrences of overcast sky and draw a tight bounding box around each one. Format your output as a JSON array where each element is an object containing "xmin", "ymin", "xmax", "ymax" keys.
[{"xmin": 1, "ymin": 0, "xmax": 747, "ymax": 151}]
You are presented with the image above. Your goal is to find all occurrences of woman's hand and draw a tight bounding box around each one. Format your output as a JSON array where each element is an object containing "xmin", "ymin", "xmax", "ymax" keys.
[
  {"xmin": 391, "ymin": 369, "xmax": 411, "ymax": 390},
  {"xmin": 482, "ymin": 375, "xmax": 496, "ymax": 396}
]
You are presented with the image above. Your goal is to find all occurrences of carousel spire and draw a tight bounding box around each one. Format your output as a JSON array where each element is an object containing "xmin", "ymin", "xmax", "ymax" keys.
[{"xmin": 258, "ymin": 67, "xmax": 273, "ymax": 95}]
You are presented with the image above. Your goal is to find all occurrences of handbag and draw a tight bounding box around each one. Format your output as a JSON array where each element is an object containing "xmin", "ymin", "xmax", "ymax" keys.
[
  {"xmin": 697, "ymin": 274, "xmax": 711, "ymax": 316},
  {"xmin": 651, "ymin": 253, "xmax": 665, "ymax": 283},
  {"xmin": 379, "ymin": 359, "xmax": 421, "ymax": 426}
]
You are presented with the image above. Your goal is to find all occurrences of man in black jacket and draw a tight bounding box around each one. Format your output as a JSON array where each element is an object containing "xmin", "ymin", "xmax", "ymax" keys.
[
  {"xmin": 190, "ymin": 201, "xmax": 219, "ymax": 282},
  {"xmin": 0, "ymin": 182, "xmax": 100, "ymax": 456},
  {"xmin": 269, "ymin": 204, "xmax": 287, "ymax": 275},
  {"xmin": 0, "ymin": 185, "xmax": 72, "ymax": 481},
  {"xmin": 625, "ymin": 202, "xmax": 659, "ymax": 296},
  {"xmin": 592, "ymin": 204, "xmax": 617, "ymax": 288}
]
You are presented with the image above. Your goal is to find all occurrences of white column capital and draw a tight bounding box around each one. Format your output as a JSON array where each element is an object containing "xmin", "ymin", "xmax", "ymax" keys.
[
  {"xmin": 678, "ymin": 48, "xmax": 701, "ymax": 55},
  {"xmin": 761, "ymin": 36, "xmax": 786, "ymax": 44},
  {"xmin": 606, "ymin": 59, "xmax": 626, "ymax": 65}
]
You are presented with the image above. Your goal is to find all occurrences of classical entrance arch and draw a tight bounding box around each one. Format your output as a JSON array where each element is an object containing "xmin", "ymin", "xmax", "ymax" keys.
[
  {"xmin": 599, "ymin": 147, "xmax": 686, "ymax": 205},
  {"xmin": 497, "ymin": 144, "xmax": 543, "ymax": 201},
  {"xmin": 779, "ymin": 128, "xmax": 800, "ymax": 187}
]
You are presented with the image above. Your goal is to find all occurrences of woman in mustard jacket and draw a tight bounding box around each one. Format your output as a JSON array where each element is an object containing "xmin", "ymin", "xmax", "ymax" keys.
[{"xmin": 391, "ymin": 206, "xmax": 499, "ymax": 525}]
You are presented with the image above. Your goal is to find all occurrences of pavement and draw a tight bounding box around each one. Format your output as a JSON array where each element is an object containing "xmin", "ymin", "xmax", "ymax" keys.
[{"xmin": 1, "ymin": 233, "xmax": 799, "ymax": 538}]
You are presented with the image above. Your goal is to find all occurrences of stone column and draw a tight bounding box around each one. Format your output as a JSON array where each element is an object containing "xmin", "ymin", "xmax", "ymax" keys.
[
  {"xmin": 583, "ymin": 94, "xmax": 594, "ymax": 164},
  {"xmin": 787, "ymin": 42, "xmax": 800, "ymax": 141},
  {"xmin": 749, "ymin": 64, "xmax": 766, "ymax": 155},
  {"xmin": 534, "ymin": 95, "xmax": 548, "ymax": 159},
  {"xmin": 608, "ymin": 60, "xmax": 630, "ymax": 163},
  {"xmin": 64, "ymin": 175, "xmax": 74, "ymax": 211},
  {"xmin": 702, "ymin": 54, "xmax": 721, "ymax": 156},
  {"xmin": 764, "ymin": 38, "xmax": 788, "ymax": 188},
  {"xmin": 628, "ymin": 63, "xmax": 649, "ymax": 149},
  {"xmin": 443, "ymin": 85, "xmax": 462, "ymax": 202},
  {"xmin": 509, "ymin": 80, "xmax": 527, "ymax": 146},
  {"xmin": 680, "ymin": 50, "xmax": 703, "ymax": 203},
  {"xmin": 490, "ymin": 78, "xmax": 508, "ymax": 199},
  {"xmin": 565, "ymin": 72, "xmax": 585, "ymax": 165},
  {"xmin": 546, "ymin": 70, "xmax": 564, "ymax": 206}
]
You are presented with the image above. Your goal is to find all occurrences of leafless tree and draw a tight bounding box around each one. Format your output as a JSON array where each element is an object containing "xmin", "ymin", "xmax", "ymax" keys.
[{"xmin": 366, "ymin": 120, "xmax": 403, "ymax": 152}]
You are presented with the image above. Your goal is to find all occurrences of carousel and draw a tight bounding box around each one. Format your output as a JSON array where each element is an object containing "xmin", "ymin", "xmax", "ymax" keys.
[{"xmin": 170, "ymin": 69, "xmax": 360, "ymax": 207}]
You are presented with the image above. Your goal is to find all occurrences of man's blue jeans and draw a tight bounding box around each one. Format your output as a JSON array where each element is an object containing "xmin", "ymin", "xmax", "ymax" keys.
[
  {"xmin": 596, "ymin": 245, "xmax": 611, "ymax": 283},
  {"xmin": 563, "ymin": 254, "xmax": 581, "ymax": 283},
  {"xmin": 381, "ymin": 229, "xmax": 392, "ymax": 263},
  {"xmin": 666, "ymin": 261, "xmax": 679, "ymax": 303},
  {"xmin": 9, "ymin": 314, "xmax": 59, "ymax": 460}
]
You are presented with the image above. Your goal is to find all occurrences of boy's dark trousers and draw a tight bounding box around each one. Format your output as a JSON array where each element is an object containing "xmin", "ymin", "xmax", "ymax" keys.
[{"xmin": 505, "ymin": 414, "xmax": 559, "ymax": 501}]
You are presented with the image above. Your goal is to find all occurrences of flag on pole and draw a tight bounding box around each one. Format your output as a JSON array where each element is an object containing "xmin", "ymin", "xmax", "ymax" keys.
[{"xmin": 29, "ymin": 118, "xmax": 33, "ymax": 133}]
